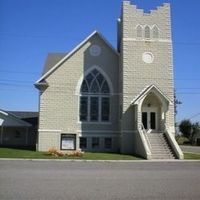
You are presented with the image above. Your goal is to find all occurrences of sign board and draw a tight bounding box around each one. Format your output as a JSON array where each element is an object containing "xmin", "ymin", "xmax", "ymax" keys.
[{"xmin": 61, "ymin": 135, "xmax": 75, "ymax": 150}]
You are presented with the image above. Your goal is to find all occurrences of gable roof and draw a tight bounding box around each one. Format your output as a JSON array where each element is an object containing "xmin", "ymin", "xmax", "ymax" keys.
[
  {"xmin": 131, "ymin": 84, "xmax": 173, "ymax": 105},
  {"xmin": 35, "ymin": 30, "xmax": 119, "ymax": 84},
  {"xmin": 8, "ymin": 111, "xmax": 38, "ymax": 119},
  {"xmin": 0, "ymin": 109, "xmax": 32, "ymax": 127}
]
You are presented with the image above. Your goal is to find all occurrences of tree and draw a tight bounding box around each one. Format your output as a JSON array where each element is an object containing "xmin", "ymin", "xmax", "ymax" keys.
[
  {"xmin": 191, "ymin": 122, "xmax": 200, "ymax": 144},
  {"xmin": 179, "ymin": 119, "xmax": 192, "ymax": 139}
]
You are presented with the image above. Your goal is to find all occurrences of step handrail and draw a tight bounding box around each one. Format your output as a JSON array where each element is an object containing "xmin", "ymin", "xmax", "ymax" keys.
[
  {"xmin": 164, "ymin": 124, "xmax": 184, "ymax": 159},
  {"xmin": 140, "ymin": 124, "xmax": 151, "ymax": 149}
]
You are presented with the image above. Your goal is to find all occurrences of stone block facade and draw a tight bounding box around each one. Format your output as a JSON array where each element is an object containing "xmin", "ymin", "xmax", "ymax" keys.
[{"xmin": 35, "ymin": 1, "xmax": 181, "ymax": 158}]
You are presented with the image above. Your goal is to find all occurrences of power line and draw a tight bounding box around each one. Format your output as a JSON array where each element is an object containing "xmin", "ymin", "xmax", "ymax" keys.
[
  {"xmin": 0, "ymin": 70, "xmax": 40, "ymax": 75},
  {"xmin": 0, "ymin": 79, "xmax": 33, "ymax": 83},
  {"xmin": 0, "ymin": 70, "xmax": 200, "ymax": 82},
  {"xmin": 0, "ymin": 80, "xmax": 200, "ymax": 91},
  {"xmin": 1, "ymin": 32, "xmax": 200, "ymax": 46}
]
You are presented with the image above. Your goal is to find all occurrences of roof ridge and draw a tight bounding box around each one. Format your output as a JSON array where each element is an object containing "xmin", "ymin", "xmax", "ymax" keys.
[{"xmin": 35, "ymin": 31, "xmax": 118, "ymax": 84}]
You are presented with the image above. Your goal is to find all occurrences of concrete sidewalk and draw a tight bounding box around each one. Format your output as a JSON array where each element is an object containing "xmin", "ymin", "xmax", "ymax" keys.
[
  {"xmin": 0, "ymin": 158, "xmax": 199, "ymax": 162},
  {"xmin": 180, "ymin": 145, "xmax": 200, "ymax": 154}
]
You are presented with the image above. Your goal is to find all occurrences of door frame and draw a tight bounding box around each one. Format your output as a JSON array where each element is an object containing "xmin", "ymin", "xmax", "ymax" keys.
[{"xmin": 142, "ymin": 107, "xmax": 158, "ymax": 132}]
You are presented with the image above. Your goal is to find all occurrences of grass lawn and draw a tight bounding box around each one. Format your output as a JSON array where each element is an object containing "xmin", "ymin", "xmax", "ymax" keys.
[
  {"xmin": 1, "ymin": 148, "xmax": 200, "ymax": 160},
  {"xmin": 0, "ymin": 148, "xmax": 141, "ymax": 160},
  {"xmin": 184, "ymin": 152, "xmax": 200, "ymax": 160}
]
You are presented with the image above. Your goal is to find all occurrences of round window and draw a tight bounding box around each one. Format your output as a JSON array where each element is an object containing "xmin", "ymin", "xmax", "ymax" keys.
[
  {"xmin": 89, "ymin": 45, "xmax": 101, "ymax": 57},
  {"xmin": 142, "ymin": 52, "xmax": 154, "ymax": 64}
]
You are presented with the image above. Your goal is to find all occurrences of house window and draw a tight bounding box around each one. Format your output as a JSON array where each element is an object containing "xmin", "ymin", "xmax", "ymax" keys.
[
  {"xmin": 104, "ymin": 138, "xmax": 112, "ymax": 149},
  {"xmin": 60, "ymin": 134, "xmax": 76, "ymax": 150},
  {"xmin": 80, "ymin": 137, "xmax": 87, "ymax": 149},
  {"xmin": 15, "ymin": 130, "xmax": 21, "ymax": 138},
  {"xmin": 152, "ymin": 26, "xmax": 159, "ymax": 38},
  {"xmin": 145, "ymin": 26, "xmax": 150, "ymax": 39},
  {"xmin": 136, "ymin": 25, "xmax": 143, "ymax": 38},
  {"xmin": 92, "ymin": 137, "xmax": 100, "ymax": 149},
  {"xmin": 79, "ymin": 69, "xmax": 110, "ymax": 122}
]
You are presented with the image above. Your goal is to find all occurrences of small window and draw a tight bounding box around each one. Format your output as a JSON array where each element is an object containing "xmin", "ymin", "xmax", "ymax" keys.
[
  {"xmin": 80, "ymin": 137, "xmax": 87, "ymax": 149},
  {"xmin": 136, "ymin": 25, "xmax": 143, "ymax": 38},
  {"xmin": 92, "ymin": 137, "xmax": 100, "ymax": 149},
  {"xmin": 145, "ymin": 26, "xmax": 150, "ymax": 39},
  {"xmin": 60, "ymin": 134, "xmax": 76, "ymax": 150},
  {"xmin": 105, "ymin": 138, "xmax": 112, "ymax": 149},
  {"xmin": 152, "ymin": 26, "xmax": 159, "ymax": 38}
]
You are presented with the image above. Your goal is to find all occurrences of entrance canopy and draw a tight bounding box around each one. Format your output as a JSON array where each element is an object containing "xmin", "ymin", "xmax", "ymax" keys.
[
  {"xmin": 131, "ymin": 85, "xmax": 172, "ymax": 106},
  {"xmin": 131, "ymin": 85, "xmax": 172, "ymax": 132}
]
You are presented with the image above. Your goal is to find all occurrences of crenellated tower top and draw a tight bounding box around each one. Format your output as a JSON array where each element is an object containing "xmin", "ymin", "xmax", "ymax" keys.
[{"xmin": 119, "ymin": 1, "xmax": 172, "ymax": 41}]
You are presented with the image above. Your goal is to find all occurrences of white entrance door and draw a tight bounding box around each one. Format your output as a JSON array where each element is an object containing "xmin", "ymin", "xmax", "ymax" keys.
[{"xmin": 142, "ymin": 107, "xmax": 157, "ymax": 131}]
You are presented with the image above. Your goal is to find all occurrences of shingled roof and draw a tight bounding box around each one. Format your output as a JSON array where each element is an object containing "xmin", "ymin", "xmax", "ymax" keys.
[
  {"xmin": 43, "ymin": 53, "xmax": 66, "ymax": 75},
  {"xmin": 8, "ymin": 111, "xmax": 39, "ymax": 119}
]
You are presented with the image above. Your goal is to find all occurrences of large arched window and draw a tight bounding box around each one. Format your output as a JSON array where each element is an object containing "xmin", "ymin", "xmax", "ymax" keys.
[{"xmin": 80, "ymin": 69, "xmax": 110, "ymax": 122}]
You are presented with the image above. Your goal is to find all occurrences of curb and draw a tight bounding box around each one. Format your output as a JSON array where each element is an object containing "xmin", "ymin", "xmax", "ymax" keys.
[{"xmin": 0, "ymin": 158, "xmax": 200, "ymax": 162}]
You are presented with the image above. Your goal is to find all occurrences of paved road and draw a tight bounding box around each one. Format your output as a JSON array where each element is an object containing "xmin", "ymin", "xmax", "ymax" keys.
[
  {"xmin": 181, "ymin": 145, "xmax": 200, "ymax": 154},
  {"xmin": 0, "ymin": 160, "xmax": 200, "ymax": 200}
]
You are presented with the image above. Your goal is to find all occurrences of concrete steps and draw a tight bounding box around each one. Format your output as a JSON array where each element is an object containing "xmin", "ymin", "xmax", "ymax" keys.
[{"xmin": 147, "ymin": 133, "xmax": 175, "ymax": 159}]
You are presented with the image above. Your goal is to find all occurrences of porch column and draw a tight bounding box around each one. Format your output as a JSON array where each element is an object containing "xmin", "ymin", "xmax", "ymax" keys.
[
  {"xmin": 137, "ymin": 103, "xmax": 142, "ymax": 130},
  {"xmin": 0, "ymin": 126, "xmax": 3, "ymax": 145}
]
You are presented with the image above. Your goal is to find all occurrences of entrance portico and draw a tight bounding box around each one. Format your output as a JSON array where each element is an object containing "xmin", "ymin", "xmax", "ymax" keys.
[{"xmin": 131, "ymin": 85, "xmax": 172, "ymax": 133}]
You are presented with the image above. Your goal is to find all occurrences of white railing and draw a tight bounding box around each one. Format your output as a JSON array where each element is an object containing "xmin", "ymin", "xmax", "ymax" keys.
[
  {"xmin": 137, "ymin": 123, "xmax": 151, "ymax": 159},
  {"xmin": 164, "ymin": 124, "xmax": 184, "ymax": 159},
  {"xmin": 140, "ymin": 124, "xmax": 151, "ymax": 149}
]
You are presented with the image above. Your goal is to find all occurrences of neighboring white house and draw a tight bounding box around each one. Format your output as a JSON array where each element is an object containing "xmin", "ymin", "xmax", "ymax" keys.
[
  {"xmin": 35, "ymin": 1, "xmax": 183, "ymax": 159},
  {"xmin": 0, "ymin": 109, "xmax": 37, "ymax": 147}
]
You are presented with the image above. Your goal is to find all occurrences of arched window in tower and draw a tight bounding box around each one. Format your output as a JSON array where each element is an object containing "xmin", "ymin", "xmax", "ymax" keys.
[
  {"xmin": 144, "ymin": 26, "xmax": 151, "ymax": 39},
  {"xmin": 80, "ymin": 69, "xmax": 110, "ymax": 122},
  {"xmin": 152, "ymin": 26, "xmax": 159, "ymax": 38},
  {"xmin": 136, "ymin": 25, "xmax": 143, "ymax": 38}
]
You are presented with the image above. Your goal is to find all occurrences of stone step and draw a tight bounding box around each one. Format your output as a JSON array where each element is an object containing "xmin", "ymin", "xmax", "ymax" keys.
[
  {"xmin": 151, "ymin": 149, "xmax": 173, "ymax": 153},
  {"xmin": 147, "ymin": 133, "xmax": 175, "ymax": 160},
  {"xmin": 151, "ymin": 153, "xmax": 174, "ymax": 157},
  {"xmin": 151, "ymin": 156, "xmax": 175, "ymax": 159}
]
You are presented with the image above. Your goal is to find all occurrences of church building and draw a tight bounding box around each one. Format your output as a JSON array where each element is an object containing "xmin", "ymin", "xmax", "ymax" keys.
[{"xmin": 35, "ymin": 1, "xmax": 183, "ymax": 159}]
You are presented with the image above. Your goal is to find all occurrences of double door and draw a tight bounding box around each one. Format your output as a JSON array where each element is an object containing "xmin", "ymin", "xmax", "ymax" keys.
[{"xmin": 142, "ymin": 107, "xmax": 157, "ymax": 131}]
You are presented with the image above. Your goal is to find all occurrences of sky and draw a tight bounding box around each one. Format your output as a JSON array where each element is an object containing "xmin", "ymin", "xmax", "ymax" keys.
[{"xmin": 0, "ymin": 0, "xmax": 200, "ymax": 123}]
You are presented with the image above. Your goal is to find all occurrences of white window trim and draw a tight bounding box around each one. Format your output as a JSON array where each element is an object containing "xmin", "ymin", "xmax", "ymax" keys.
[
  {"xmin": 78, "ymin": 67, "xmax": 112, "ymax": 124},
  {"xmin": 135, "ymin": 24, "xmax": 161, "ymax": 40}
]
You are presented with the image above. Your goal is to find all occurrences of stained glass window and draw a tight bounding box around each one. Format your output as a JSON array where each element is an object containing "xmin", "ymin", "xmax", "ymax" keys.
[{"xmin": 80, "ymin": 69, "xmax": 110, "ymax": 122}]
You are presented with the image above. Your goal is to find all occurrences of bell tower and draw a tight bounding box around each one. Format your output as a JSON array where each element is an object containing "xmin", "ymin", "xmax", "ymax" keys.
[{"xmin": 119, "ymin": 1, "xmax": 175, "ymax": 154}]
